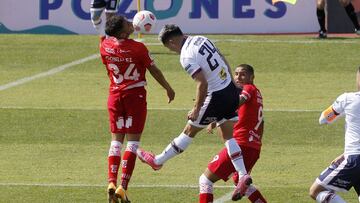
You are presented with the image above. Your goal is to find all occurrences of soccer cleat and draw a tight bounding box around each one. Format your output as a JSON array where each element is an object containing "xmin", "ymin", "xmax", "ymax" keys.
[
  {"xmin": 231, "ymin": 174, "xmax": 252, "ymax": 201},
  {"xmin": 107, "ymin": 182, "xmax": 119, "ymax": 203},
  {"xmin": 115, "ymin": 186, "xmax": 131, "ymax": 203},
  {"xmin": 318, "ymin": 30, "xmax": 327, "ymax": 39},
  {"xmin": 136, "ymin": 148, "xmax": 162, "ymax": 170}
]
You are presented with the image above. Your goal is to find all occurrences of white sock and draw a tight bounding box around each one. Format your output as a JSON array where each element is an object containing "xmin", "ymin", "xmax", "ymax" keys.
[
  {"xmin": 316, "ymin": 191, "xmax": 346, "ymax": 203},
  {"xmin": 108, "ymin": 141, "xmax": 122, "ymax": 156},
  {"xmin": 225, "ymin": 138, "xmax": 247, "ymax": 176},
  {"xmin": 155, "ymin": 133, "xmax": 192, "ymax": 165},
  {"xmin": 199, "ymin": 174, "xmax": 213, "ymax": 194},
  {"xmin": 125, "ymin": 141, "xmax": 139, "ymax": 153}
]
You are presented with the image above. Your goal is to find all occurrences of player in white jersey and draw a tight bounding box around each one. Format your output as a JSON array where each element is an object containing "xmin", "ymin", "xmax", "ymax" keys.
[
  {"xmin": 309, "ymin": 67, "xmax": 360, "ymax": 203},
  {"xmin": 136, "ymin": 24, "xmax": 252, "ymax": 201}
]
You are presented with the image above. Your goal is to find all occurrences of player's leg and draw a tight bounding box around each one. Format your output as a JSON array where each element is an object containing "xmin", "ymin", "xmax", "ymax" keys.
[
  {"xmin": 107, "ymin": 133, "xmax": 124, "ymax": 203},
  {"xmin": 200, "ymin": 148, "xmax": 233, "ymax": 203},
  {"xmin": 107, "ymin": 92, "xmax": 125, "ymax": 203},
  {"xmin": 339, "ymin": 0, "xmax": 360, "ymax": 34},
  {"xmin": 309, "ymin": 154, "xmax": 358, "ymax": 202},
  {"xmin": 104, "ymin": 0, "xmax": 120, "ymax": 24},
  {"xmin": 316, "ymin": 0, "xmax": 327, "ymax": 38},
  {"xmin": 115, "ymin": 88, "xmax": 146, "ymax": 203},
  {"xmin": 232, "ymin": 146, "xmax": 267, "ymax": 203},
  {"xmin": 199, "ymin": 169, "xmax": 221, "ymax": 203},
  {"xmin": 90, "ymin": 0, "xmax": 106, "ymax": 35},
  {"xmin": 309, "ymin": 182, "xmax": 345, "ymax": 203},
  {"xmin": 217, "ymin": 120, "xmax": 252, "ymax": 200},
  {"xmin": 137, "ymin": 91, "xmax": 216, "ymax": 170},
  {"xmin": 137, "ymin": 123, "xmax": 199, "ymax": 170}
]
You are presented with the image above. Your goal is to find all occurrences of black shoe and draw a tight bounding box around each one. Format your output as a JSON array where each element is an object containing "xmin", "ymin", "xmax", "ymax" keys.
[{"xmin": 318, "ymin": 30, "xmax": 327, "ymax": 39}]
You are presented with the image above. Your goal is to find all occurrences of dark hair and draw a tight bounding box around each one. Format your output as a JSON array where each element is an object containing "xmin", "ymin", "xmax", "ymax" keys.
[
  {"xmin": 158, "ymin": 24, "xmax": 183, "ymax": 44},
  {"xmin": 237, "ymin": 64, "xmax": 254, "ymax": 76},
  {"xmin": 358, "ymin": 66, "xmax": 360, "ymax": 72},
  {"xmin": 105, "ymin": 15, "xmax": 126, "ymax": 36}
]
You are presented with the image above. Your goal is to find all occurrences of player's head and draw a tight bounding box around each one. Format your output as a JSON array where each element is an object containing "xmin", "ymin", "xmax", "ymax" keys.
[
  {"xmin": 105, "ymin": 15, "xmax": 134, "ymax": 38},
  {"xmin": 158, "ymin": 24, "xmax": 184, "ymax": 54},
  {"xmin": 357, "ymin": 66, "xmax": 360, "ymax": 91},
  {"xmin": 234, "ymin": 64, "xmax": 255, "ymax": 87}
]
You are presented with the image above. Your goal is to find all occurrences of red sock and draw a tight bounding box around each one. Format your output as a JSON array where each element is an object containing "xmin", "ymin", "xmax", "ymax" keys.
[
  {"xmin": 108, "ymin": 155, "xmax": 121, "ymax": 184},
  {"xmin": 199, "ymin": 193, "xmax": 213, "ymax": 203},
  {"xmin": 121, "ymin": 142, "xmax": 138, "ymax": 190},
  {"xmin": 248, "ymin": 189, "xmax": 267, "ymax": 203}
]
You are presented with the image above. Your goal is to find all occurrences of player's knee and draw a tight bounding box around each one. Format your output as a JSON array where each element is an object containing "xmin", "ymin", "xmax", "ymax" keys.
[
  {"xmin": 199, "ymin": 174, "xmax": 213, "ymax": 193},
  {"xmin": 309, "ymin": 184, "xmax": 320, "ymax": 200},
  {"xmin": 109, "ymin": 141, "xmax": 122, "ymax": 156},
  {"xmin": 90, "ymin": 9, "xmax": 104, "ymax": 25},
  {"xmin": 125, "ymin": 141, "xmax": 139, "ymax": 154}
]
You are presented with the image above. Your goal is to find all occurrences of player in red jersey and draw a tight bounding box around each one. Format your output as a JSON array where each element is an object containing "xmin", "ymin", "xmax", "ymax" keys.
[
  {"xmin": 201, "ymin": 64, "xmax": 267, "ymax": 203},
  {"xmin": 100, "ymin": 15, "xmax": 175, "ymax": 203}
]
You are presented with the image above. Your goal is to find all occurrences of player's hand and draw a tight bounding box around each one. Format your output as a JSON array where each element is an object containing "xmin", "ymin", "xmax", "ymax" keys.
[
  {"xmin": 187, "ymin": 107, "xmax": 200, "ymax": 121},
  {"xmin": 331, "ymin": 154, "xmax": 345, "ymax": 166},
  {"xmin": 206, "ymin": 122, "xmax": 216, "ymax": 134},
  {"xmin": 167, "ymin": 88, "xmax": 175, "ymax": 103}
]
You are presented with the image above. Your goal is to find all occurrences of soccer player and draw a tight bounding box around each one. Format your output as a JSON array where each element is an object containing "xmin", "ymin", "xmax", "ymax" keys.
[
  {"xmin": 309, "ymin": 67, "xmax": 360, "ymax": 202},
  {"xmin": 203, "ymin": 64, "xmax": 267, "ymax": 203},
  {"xmin": 136, "ymin": 24, "xmax": 252, "ymax": 200},
  {"xmin": 90, "ymin": 0, "xmax": 119, "ymax": 36},
  {"xmin": 316, "ymin": 0, "xmax": 360, "ymax": 38},
  {"xmin": 100, "ymin": 15, "xmax": 175, "ymax": 203}
]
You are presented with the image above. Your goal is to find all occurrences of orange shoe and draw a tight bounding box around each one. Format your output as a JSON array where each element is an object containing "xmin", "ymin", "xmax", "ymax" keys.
[{"xmin": 107, "ymin": 182, "xmax": 119, "ymax": 203}]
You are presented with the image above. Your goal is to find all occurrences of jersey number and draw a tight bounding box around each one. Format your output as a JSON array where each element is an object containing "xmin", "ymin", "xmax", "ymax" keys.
[
  {"xmin": 254, "ymin": 106, "xmax": 263, "ymax": 131},
  {"xmin": 108, "ymin": 63, "xmax": 140, "ymax": 84},
  {"xmin": 199, "ymin": 41, "xmax": 219, "ymax": 71}
]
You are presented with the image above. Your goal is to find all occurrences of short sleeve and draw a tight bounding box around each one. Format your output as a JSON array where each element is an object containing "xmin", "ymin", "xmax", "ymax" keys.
[
  {"xmin": 181, "ymin": 57, "xmax": 201, "ymax": 77},
  {"xmin": 241, "ymin": 85, "xmax": 254, "ymax": 102},
  {"xmin": 332, "ymin": 93, "xmax": 347, "ymax": 115}
]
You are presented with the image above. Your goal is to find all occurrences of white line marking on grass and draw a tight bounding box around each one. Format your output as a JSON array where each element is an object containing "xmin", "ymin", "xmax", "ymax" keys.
[
  {"xmin": 0, "ymin": 106, "xmax": 322, "ymax": 112},
  {"xmin": 0, "ymin": 54, "xmax": 99, "ymax": 92},
  {"xmin": 0, "ymin": 182, "xmax": 232, "ymax": 188},
  {"xmin": 143, "ymin": 38, "xmax": 360, "ymax": 45},
  {"xmin": 215, "ymin": 38, "xmax": 360, "ymax": 44},
  {"xmin": 214, "ymin": 192, "xmax": 232, "ymax": 203}
]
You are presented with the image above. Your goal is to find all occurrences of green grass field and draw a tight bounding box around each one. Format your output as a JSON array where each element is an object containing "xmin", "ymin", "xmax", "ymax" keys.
[{"xmin": 0, "ymin": 34, "xmax": 359, "ymax": 202}]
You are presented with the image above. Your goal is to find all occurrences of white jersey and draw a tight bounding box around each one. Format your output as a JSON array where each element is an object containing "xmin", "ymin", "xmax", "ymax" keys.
[
  {"xmin": 331, "ymin": 91, "xmax": 360, "ymax": 155},
  {"xmin": 180, "ymin": 36, "xmax": 231, "ymax": 93}
]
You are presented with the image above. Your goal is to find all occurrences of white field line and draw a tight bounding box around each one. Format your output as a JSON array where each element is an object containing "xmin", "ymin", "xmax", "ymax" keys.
[
  {"xmin": 0, "ymin": 106, "xmax": 322, "ymax": 112},
  {"xmin": 145, "ymin": 38, "xmax": 360, "ymax": 45},
  {"xmin": 214, "ymin": 191, "xmax": 232, "ymax": 203},
  {"xmin": 0, "ymin": 182, "xmax": 234, "ymax": 202},
  {"xmin": 0, "ymin": 54, "xmax": 99, "ymax": 92},
  {"xmin": 0, "ymin": 182, "xmax": 232, "ymax": 189}
]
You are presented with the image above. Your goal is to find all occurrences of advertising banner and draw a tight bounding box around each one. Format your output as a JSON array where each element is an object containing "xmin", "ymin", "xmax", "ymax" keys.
[{"xmin": 0, "ymin": 0, "xmax": 318, "ymax": 34}]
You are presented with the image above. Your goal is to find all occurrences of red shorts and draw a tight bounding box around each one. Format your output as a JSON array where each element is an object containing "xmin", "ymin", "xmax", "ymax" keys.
[
  {"xmin": 107, "ymin": 88, "xmax": 147, "ymax": 134},
  {"xmin": 207, "ymin": 145, "xmax": 260, "ymax": 181}
]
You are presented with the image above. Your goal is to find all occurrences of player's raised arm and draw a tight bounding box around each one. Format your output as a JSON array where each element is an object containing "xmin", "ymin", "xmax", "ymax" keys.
[{"xmin": 148, "ymin": 64, "xmax": 175, "ymax": 103}]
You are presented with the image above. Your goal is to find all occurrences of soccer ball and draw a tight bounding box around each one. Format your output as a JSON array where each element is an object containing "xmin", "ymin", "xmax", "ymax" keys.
[{"xmin": 132, "ymin": 10, "xmax": 157, "ymax": 33}]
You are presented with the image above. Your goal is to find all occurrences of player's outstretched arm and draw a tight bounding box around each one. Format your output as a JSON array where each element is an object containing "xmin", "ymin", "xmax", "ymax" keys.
[
  {"xmin": 319, "ymin": 105, "xmax": 339, "ymax": 125},
  {"xmin": 148, "ymin": 64, "xmax": 175, "ymax": 103}
]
